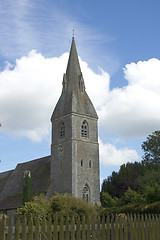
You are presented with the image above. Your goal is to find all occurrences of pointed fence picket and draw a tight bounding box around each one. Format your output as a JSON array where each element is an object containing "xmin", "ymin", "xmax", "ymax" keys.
[{"xmin": 0, "ymin": 214, "xmax": 160, "ymax": 239}]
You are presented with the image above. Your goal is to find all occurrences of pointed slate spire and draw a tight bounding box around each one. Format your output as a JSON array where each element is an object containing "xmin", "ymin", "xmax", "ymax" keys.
[
  {"xmin": 51, "ymin": 38, "xmax": 98, "ymax": 121},
  {"xmin": 65, "ymin": 37, "xmax": 82, "ymax": 91}
]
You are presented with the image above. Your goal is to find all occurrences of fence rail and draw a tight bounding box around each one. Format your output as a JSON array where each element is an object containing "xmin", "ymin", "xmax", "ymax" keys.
[{"xmin": 0, "ymin": 214, "xmax": 160, "ymax": 240}]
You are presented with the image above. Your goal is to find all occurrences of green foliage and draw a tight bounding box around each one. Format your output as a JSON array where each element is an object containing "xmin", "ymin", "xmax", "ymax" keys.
[
  {"xmin": 100, "ymin": 192, "xmax": 117, "ymax": 208},
  {"xmin": 120, "ymin": 187, "xmax": 145, "ymax": 205},
  {"xmin": 17, "ymin": 194, "xmax": 50, "ymax": 221},
  {"xmin": 49, "ymin": 193, "xmax": 97, "ymax": 218},
  {"xmin": 141, "ymin": 201, "xmax": 160, "ymax": 214},
  {"xmin": 142, "ymin": 130, "xmax": 160, "ymax": 167},
  {"xmin": 23, "ymin": 172, "xmax": 32, "ymax": 204},
  {"xmin": 17, "ymin": 193, "xmax": 97, "ymax": 220},
  {"xmin": 145, "ymin": 183, "xmax": 160, "ymax": 203},
  {"xmin": 101, "ymin": 162, "xmax": 144, "ymax": 198},
  {"xmin": 100, "ymin": 201, "xmax": 160, "ymax": 216},
  {"xmin": 135, "ymin": 168, "xmax": 160, "ymax": 193}
]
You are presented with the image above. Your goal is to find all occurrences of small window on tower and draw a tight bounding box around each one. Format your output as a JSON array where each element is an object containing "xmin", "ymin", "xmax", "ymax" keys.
[
  {"xmin": 60, "ymin": 121, "xmax": 65, "ymax": 138},
  {"xmin": 81, "ymin": 120, "xmax": 88, "ymax": 138},
  {"xmin": 89, "ymin": 160, "xmax": 91, "ymax": 168},
  {"xmin": 81, "ymin": 159, "xmax": 83, "ymax": 167}
]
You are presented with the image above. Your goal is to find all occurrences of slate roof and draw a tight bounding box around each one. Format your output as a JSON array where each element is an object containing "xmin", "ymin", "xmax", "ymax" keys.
[
  {"xmin": 51, "ymin": 37, "xmax": 98, "ymax": 121},
  {"xmin": 0, "ymin": 155, "xmax": 51, "ymax": 210}
]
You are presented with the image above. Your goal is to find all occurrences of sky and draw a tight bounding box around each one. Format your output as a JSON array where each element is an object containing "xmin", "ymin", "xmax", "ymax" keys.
[{"xmin": 0, "ymin": 0, "xmax": 160, "ymax": 186}]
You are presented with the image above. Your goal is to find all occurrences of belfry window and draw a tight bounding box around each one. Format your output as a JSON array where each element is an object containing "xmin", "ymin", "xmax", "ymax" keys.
[
  {"xmin": 82, "ymin": 184, "xmax": 90, "ymax": 202},
  {"xmin": 60, "ymin": 122, "xmax": 65, "ymax": 138},
  {"xmin": 81, "ymin": 120, "xmax": 88, "ymax": 138}
]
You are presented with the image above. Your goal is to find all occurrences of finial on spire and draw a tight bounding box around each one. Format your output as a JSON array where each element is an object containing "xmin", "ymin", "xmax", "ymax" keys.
[{"xmin": 72, "ymin": 29, "xmax": 75, "ymax": 39}]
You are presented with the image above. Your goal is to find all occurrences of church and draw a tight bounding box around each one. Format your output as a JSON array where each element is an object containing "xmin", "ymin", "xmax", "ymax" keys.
[{"xmin": 0, "ymin": 37, "xmax": 100, "ymax": 212}]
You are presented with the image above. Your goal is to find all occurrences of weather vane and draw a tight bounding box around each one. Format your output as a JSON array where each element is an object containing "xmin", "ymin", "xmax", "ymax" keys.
[{"xmin": 72, "ymin": 29, "xmax": 75, "ymax": 38}]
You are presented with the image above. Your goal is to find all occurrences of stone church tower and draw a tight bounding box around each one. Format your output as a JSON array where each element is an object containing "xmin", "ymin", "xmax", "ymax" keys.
[{"xmin": 50, "ymin": 37, "xmax": 100, "ymax": 204}]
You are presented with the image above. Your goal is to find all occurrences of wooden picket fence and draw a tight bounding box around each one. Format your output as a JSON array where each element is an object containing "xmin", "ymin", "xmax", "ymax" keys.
[{"xmin": 0, "ymin": 214, "xmax": 160, "ymax": 240}]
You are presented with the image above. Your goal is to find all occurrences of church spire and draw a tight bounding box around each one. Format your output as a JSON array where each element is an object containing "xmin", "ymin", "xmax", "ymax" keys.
[
  {"xmin": 51, "ymin": 37, "xmax": 98, "ymax": 121},
  {"xmin": 65, "ymin": 37, "xmax": 82, "ymax": 91}
]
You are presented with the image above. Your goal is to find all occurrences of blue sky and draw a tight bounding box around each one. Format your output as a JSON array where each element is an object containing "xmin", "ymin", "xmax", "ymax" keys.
[{"xmin": 0, "ymin": 0, "xmax": 160, "ymax": 184}]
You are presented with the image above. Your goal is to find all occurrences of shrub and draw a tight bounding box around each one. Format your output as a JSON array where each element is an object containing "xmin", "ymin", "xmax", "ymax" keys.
[
  {"xmin": 17, "ymin": 193, "xmax": 97, "ymax": 220},
  {"xmin": 141, "ymin": 201, "xmax": 160, "ymax": 214},
  {"xmin": 49, "ymin": 193, "xmax": 97, "ymax": 218},
  {"xmin": 17, "ymin": 194, "xmax": 50, "ymax": 221}
]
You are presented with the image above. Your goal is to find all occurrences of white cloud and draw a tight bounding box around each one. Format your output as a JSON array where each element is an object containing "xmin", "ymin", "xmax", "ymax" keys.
[
  {"xmin": 0, "ymin": 50, "xmax": 109, "ymax": 141},
  {"xmin": 99, "ymin": 58, "xmax": 160, "ymax": 138},
  {"xmin": 0, "ymin": 51, "xmax": 68, "ymax": 141},
  {"xmin": 99, "ymin": 138, "xmax": 140, "ymax": 166}
]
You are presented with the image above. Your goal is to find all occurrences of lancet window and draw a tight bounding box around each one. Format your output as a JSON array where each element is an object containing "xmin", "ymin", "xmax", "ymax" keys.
[
  {"xmin": 82, "ymin": 184, "xmax": 90, "ymax": 202},
  {"xmin": 81, "ymin": 120, "xmax": 88, "ymax": 138},
  {"xmin": 81, "ymin": 159, "xmax": 83, "ymax": 167},
  {"xmin": 60, "ymin": 121, "xmax": 65, "ymax": 138}
]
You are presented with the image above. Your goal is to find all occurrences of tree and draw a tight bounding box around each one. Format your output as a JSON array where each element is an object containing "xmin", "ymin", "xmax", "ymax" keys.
[
  {"xmin": 100, "ymin": 192, "xmax": 117, "ymax": 208},
  {"xmin": 101, "ymin": 162, "xmax": 144, "ymax": 198},
  {"xmin": 145, "ymin": 183, "xmax": 160, "ymax": 203},
  {"xmin": 120, "ymin": 187, "xmax": 144, "ymax": 205},
  {"xmin": 142, "ymin": 131, "xmax": 160, "ymax": 167}
]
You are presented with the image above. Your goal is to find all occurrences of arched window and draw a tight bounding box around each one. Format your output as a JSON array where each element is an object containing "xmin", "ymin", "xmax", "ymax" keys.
[
  {"xmin": 81, "ymin": 120, "xmax": 88, "ymax": 138},
  {"xmin": 89, "ymin": 160, "xmax": 91, "ymax": 168},
  {"xmin": 60, "ymin": 121, "xmax": 65, "ymax": 138},
  {"xmin": 82, "ymin": 184, "xmax": 90, "ymax": 202}
]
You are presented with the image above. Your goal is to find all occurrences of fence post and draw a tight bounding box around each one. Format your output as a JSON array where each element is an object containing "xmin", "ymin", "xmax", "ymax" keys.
[
  {"xmin": 152, "ymin": 214, "xmax": 156, "ymax": 240},
  {"xmin": 123, "ymin": 215, "xmax": 128, "ymax": 240},
  {"xmin": 144, "ymin": 214, "xmax": 149, "ymax": 240},
  {"xmin": 141, "ymin": 215, "xmax": 145, "ymax": 240},
  {"xmin": 76, "ymin": 216, "xmax": 81, "ymax": 240},
  {"xmin": 133, "ymin": 214, "xmax": 138, "ymax": 240},
  {"xmin": 96, "ymin": 215, "xmax": 101, "ymax": 240},
  {"xmin": 53, "ymin": 214, "xmax": 58, "ymax": 240},
  {"xmin": 59, "ymin": 216, "xmax": 64, "ymax": 240},
  {"xmin": 86, "ymin": 215, "xmax": 91, "ymax": 240},
  {"xmin": 34, "ymin": 217, "xmax": 40, "ymax": 240},
  {"xmin": 65, "ymin": 216, "xmax": 70, "ymax": 240},
  {"xmin": 90, "ymin": 215, "xmax": 96, "ymax": 239},
  {"xmin": 155, "ymin": 214, "xmax": 160, "ymax": 240},
  {"xmin": 71, "ymin": 216, "xmax": 75, "ymax": 240},
  {"xmin": 47, "ymin": 216, "xmax": 52, "ymax": 240},
  {"xmin": 119, "ymin": 215, "xmax": 123, "ymax": 240},
  {"xmin": 41, "ymin": 217, "xmax": 47, "ymax": 240},
  {"xmin": 81, "ymin": 216, "xmax": 85, "ymax": 240},
  {"xmin": 0, "ymin": 216, "xmax": 5, "ymax": 240},
  {"xmin": 8, "ymin": 215, "xmax": 14, "ymax": 240},
  {"xmin": 21, "ymin": 215, "xmax": 27, "ymax": 240},
  {"xmin": 129, "ymin": 214, "xmax": 134, "ymax": 240},
  {"xmin": 148, "ymin": 214, "xmax": 153, "ymax": 240},
  {"xmin": 101, "ymin": 215, "xmax": 106, "ymax": 240},
  {"xmin": 114, "ymin": 215, "xmax": 119, "ymax": 240},
  {"xmin": 106, "ymin": 215, "xmax": 110, "ymax": 240},
  {"xmin": 110, "ymin": 215, "xmax": 115, "ymax": 240},
  {"xmin": 15, "ymin": 216, "xmax": 20, "ymax": 240},
  {"xmin": 28, "ymin": 215, "xmax": 33, "ymax": 240}
]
